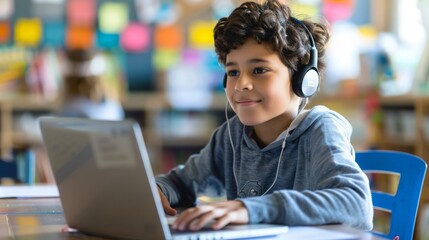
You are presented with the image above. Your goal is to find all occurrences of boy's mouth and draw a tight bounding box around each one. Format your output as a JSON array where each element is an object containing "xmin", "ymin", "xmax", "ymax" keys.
[{"xmin": 235, "ymin": 99, "xmax": 262, "ymax": 106}]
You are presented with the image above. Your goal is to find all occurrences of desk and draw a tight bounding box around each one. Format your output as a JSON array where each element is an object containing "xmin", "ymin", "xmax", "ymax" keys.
[{"xmin": 0, "ymin": 198, "xmax": 381, "ymax": 240}]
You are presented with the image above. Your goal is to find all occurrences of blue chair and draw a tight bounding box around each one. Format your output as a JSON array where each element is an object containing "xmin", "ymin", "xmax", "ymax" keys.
[{"xmin": 356, "ymin": 150, "xmax": 427, "ymax": 240}]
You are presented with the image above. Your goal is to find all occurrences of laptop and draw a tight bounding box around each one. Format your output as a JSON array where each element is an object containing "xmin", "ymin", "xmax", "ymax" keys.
[{"xmin": 38, "ymin": 117, "xmax": 289, "ymax": 240}]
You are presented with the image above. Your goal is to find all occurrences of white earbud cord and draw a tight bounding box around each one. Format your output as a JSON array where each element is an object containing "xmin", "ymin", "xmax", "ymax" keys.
[
  {"xmin": 225, "ymin": 101, "xmax": 239, "ymax": 190},
  {"xmin": 263, "ymin": 97, "xmax": 308, "ymax": 195},
  {"xmin": 225, "ymin": 97, "xmax": 308, "ymax": 196}
]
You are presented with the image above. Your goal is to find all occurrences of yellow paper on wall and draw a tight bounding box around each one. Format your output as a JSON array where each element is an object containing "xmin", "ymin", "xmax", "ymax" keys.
[
  {"xmin": 290, "ymin": 3, "xmax": 319, "ymax": 20},
  {"xmin": 153, "ymin": 49, "xmax": 180, "ymax": 71},
  {"xmin": 99, "ymin": 2, "xmax": 129, "ymax": 34},
  {"xmin": 14, "ymin": 18, "xmax": 42, "ymax": 47},
  {"xmin": 189, "ymin": 20, "xmax": 216, "ymax": 50}
]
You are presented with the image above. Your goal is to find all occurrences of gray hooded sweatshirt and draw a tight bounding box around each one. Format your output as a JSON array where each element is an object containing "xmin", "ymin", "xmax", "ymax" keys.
[{"xmin": 156, "ymin": 105, "xmax": 373, "ymax": 230}]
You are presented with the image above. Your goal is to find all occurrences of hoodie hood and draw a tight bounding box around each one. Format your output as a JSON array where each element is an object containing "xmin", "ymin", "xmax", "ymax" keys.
[{"xmin": 287, "ymin": 105, "xmax": 353, "ymax": 142}]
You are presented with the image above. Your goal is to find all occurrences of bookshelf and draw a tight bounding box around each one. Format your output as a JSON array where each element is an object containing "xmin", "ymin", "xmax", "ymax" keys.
[
  {"xmin": 0, "ymin": 92, "xmax": 228, "ymax": 182},
  {"xmin": 373, "ymin": 95, "xmax": 429, "ymax": 240},
  {"xmin": 376, "ymin": 95, "xmax": 429, "ymax": 161}
]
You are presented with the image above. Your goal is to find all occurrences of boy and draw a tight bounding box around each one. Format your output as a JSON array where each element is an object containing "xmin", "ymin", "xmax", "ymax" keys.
[{"xmin": 156, "ymin": 0, "xmax": 373, "ymax": 231}]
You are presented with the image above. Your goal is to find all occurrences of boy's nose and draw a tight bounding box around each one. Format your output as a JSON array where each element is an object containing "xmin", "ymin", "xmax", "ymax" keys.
[{"xmin": 235, "ymin": 75, "xmax": 253, "ymax": 91}]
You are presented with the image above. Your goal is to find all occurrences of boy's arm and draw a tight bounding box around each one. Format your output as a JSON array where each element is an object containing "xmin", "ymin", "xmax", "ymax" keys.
[
  {"xmin": 240, "ymin": 116, "xmax": 373, "ymax": 231},
  {"xmin": 155, "ymin": 128, "xmax": 225, "ymax": 207}
]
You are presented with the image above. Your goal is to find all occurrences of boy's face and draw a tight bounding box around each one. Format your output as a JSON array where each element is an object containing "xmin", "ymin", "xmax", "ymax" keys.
[{"xmin": 224, "ymin": 38, "xmax": 300, "ymax": 127}]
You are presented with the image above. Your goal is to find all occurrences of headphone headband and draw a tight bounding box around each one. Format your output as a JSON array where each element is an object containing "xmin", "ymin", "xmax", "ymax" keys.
[{"xmin": 290, "ymin": 17, "xmax": 320, "ymax": 98}]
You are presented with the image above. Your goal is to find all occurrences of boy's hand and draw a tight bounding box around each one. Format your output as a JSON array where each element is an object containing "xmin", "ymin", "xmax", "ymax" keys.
[
  {"xmin": 157, "ymin": 186, "xmax": 177, "ymax": 216},
  {"xmin": 172, "ymin": 200, "xmax": 249, "ymax": 231}
]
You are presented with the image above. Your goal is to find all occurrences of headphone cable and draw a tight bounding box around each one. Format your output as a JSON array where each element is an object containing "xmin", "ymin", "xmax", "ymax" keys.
[{"xmin": 225, "ymin": 101, "xmax": 288, "ymax": 196}]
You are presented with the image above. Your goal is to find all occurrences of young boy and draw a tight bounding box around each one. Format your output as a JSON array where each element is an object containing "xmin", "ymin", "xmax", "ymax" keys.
[{"xmin": 156, "ymin": 0, "xmax": 373, "ymax": 232}]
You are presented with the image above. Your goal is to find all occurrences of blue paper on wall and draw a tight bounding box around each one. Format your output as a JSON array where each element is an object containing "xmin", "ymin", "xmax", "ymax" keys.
[
  {"xmin": 43, "ymin": 21, "xmax": 65, "ymax": 47},
  {"xmin": 97, "ymin": 30, "xmax": 119, "ymax": 49},
  {"xmin": 125, "ymin": 50, "xmax": 155, "ymax": 92}
]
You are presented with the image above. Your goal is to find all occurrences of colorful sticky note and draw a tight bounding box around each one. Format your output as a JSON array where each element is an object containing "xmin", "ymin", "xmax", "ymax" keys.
[
  {"xmin": 67, "ymin": 0, "xmax": 96, "ymax": 26},
  {"xmin": 66, "ymin": 25, "xmax": 94, "ymax": 50},
  {"xmin": 14, "ymin": 18, "xmax": 43, "ymax": 47},
  {"xmin": 33, "ymin": 0, "xmax": 65, "ymax": 21},
  {"xmin": 99, "ymin": 2, "xmax": 129, "ymax": 34},
  {"xmin": 0, "ymin": 0, "xmax": 13, "ymax": 20},
  {"xmin": 0, "ymin": 21, "xmax": 10, "ymax": 44},
  {"xmin": 134, "ymin": 0, "xmax": 160, "ymax": 23},
  {"xmin": 290, "ymin": 3, "xmax": 320, "ymax": 21},
  {"xmin": 153, "ymin": 49, "xmax": 180, "ymax": 71},
  {"xmin": 166, "ymin": 60, "xmax": 212, "ymax": 110},
  {"xmin": 97, "ymin": 30, "xmax": 120, "ymax": 49},
  {"xmin": 212, "ymin": 0, "xmax": 235, "ymax": 20},
  {"xmin": 322, "ymin": 0, "xmax": 355, "ymax": 23},
  {"xmin": 181, "ymin": 48, "xmax": 203, "ymax": 65},
  {"xmin": 188, "ymin": 20, "xmax": 217, "ymax": 50},
  {"xmin": 43, "ymin": 21, "xmax": 65, "ymax": 47},
  {"xmin": 154, "ymin": 24, "xmax": 182, "ymax": 50},
  {"xmin": 120, "ymin": 23, "xmax": 150, "ymax": 52},
  {"xmin": 135, "ymin": 0, "xmax": 180, "ymax": 24}
]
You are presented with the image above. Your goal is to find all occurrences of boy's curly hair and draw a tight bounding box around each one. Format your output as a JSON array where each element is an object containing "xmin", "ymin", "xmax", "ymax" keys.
[{"xmin": 214, "ymin": 0, "xmax": 330, "ymax": 79}]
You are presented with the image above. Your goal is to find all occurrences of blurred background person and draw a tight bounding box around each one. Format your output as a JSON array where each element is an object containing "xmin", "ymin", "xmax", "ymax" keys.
[{"xmin": 58, "ymin": 49, "xmax": 125, "ymax": 120}]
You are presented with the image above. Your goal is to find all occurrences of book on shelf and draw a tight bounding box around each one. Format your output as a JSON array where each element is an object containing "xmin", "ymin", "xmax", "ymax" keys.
[
  {"xmin": 0, "ymin": 148, "xmax": 36, "ymax": 184},
  {"xmin": 15, "ymin": 149, "xmax": 36, "ymax": 184}
]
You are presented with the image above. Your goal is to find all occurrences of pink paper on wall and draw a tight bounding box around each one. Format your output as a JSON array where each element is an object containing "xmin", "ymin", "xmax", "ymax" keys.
[
  {"xmin": 67, "ymin": 0, "xmax": 96, "ymax": 26},
  {"xmin": 120, "ymin": 23, "xmax": 150, "ymax": 52},
  {"xmin": 323, "ymin": 0, "xmax": 355, "ymax": 23}
]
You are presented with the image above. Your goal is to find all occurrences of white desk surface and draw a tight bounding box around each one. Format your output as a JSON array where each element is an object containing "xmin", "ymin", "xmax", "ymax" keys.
[{"xmin": 0, "ymin": 197, "xmax": 383, "ymax": 240}]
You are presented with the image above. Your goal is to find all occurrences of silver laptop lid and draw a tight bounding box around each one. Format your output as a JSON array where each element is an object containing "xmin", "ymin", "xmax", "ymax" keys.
[
  {"xmin": 39, "ymin": 117, "xmax": 171, "ymax": 240},
  {"xmin": 39, "ymin": 117, "xmax": 289, "ymax": 240}
]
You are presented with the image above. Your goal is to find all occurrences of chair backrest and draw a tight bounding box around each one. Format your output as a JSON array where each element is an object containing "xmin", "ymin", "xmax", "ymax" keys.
[{"xmin": 356, "ymin": 150, "xmax": 427, "ymax": 240}]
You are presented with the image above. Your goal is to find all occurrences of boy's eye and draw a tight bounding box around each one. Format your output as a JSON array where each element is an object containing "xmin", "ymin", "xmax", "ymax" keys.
[
  {"xmin": 227, "ymin": 70, "xmax": 239, "ymax": 77},
  {"xmin": 253, "ymin": 67, "xmax": 267, "ymax": 74}
]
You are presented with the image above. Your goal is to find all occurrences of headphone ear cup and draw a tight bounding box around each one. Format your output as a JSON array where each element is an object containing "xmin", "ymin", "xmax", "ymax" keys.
[
  {"xmin": 223, "ymin": 74, "xmax": 227, "ymax": 88},
  {"xmin": 292, "ymin": 65, "xmax": 319, "ymax": 98}
]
